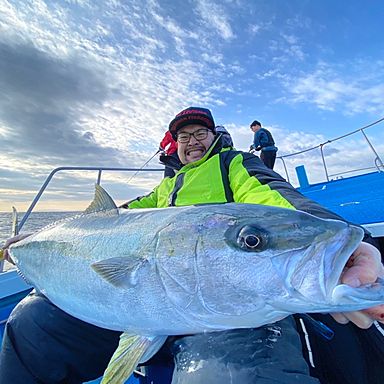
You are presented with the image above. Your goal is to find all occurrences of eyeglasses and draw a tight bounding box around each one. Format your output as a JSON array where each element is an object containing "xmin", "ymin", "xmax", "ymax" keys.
[{"xmin": 176, "ymin": 128, "xmax": 210, "ymax": 143}]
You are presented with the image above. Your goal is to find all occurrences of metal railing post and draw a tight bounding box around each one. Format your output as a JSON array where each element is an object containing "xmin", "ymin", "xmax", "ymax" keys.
[
  {"xmin": 18, "ymin": 167, "xmax": 64, "ymax": 231},
  {"xmin": 319, "ymin": 143, "xmax": 330, "ymax": 182},
  {"xmin": 278, "ymin": 157, "xmax": 290, "ymax": 183},
  {"xmin": 361, "ymin": 128, "xmax": 384, "ymax": 171}
]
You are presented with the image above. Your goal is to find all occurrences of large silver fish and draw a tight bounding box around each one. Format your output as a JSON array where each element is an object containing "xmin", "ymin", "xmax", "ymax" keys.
[{"xmin": 9, "ymin": 185, "xmax": 384, "ymax": 383}]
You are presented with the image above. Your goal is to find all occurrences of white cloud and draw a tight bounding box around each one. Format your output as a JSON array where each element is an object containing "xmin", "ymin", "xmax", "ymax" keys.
[
  {"xmin": 196, "ymin": 0, "xmax": 234, "ymax": 40},
  {"xmin": 150, "ymin": 2, "xmax": 199, "ymax": 56},
  {"xmin": 249, "ymin": 24, "xmax": 262, "ymax": 35},
  {"xmin": 0, "ymin": 0, "xmax": 221, "ymax": 211},
  {"xmin": 284, "ymin": 63, "xmax": 384, "ymax": 115},
  {"xmin": 201, "ymin": 52, "xmax": 224, "ymax": 65}
]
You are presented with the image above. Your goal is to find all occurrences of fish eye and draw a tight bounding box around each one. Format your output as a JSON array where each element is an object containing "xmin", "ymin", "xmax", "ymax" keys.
[
  {"xmin": 243, "ymin": 234, "xmax": 261, "ymax": 248},
  {"xmin": 237, "ymin": 225, "xmax": 266, "ymax": 251}
]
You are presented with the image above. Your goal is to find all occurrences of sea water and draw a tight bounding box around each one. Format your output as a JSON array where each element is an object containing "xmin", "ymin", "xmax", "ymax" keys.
[{"xmin": 0, "ymin": 211, "xmax": 79, "ymax": 245}]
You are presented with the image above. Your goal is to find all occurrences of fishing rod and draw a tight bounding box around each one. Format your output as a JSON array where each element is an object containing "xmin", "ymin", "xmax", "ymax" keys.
[{"xmin": 126, "ymin": 148, "xmax": 162, "ymax": 184}]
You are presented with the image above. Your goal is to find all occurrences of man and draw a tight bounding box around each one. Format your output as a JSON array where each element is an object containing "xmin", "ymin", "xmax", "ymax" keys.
[
  {"xmin": 250, "ymin": 120, "xmax": 278, "ymax": 169},
  {"xmin": 215, "ymin": 125, "xmax": 233, "ymax": 147},
  {"xmin": 1, "ymin": 107, "xmax": 383, "ymax": 384}
]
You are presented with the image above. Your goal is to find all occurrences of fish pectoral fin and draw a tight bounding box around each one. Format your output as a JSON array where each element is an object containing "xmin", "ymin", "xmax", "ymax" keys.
[
  {"xmin": 91, "ymin": 257, "xmax": 149, "ymax": 288},
  {"xmin": 84, "ymin": 184, "xmax": 118, "ymax": 215},
  {"xmin": 101, "ymin": 333, "xmax": 167, "ymax": 384}
]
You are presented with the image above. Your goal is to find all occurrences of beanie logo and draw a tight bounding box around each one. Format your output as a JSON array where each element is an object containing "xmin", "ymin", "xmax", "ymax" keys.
[
  {"xmin": 176, "ymin": 108, "xmax": 210, "ymax": 118},
  {"xmin": 174, "ymin": 115, "xmax": 212, "ymax": 127},
  {"xmin": 169, "ymin": 107, "xmax": 215, "ymax": 137}
]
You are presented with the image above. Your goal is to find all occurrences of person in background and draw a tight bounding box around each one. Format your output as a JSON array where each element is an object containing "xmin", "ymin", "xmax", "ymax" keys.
[
  {"xmin": 250, "ymin": 120, "xmax": 278, "ymax": 169},
  {"xmin": 215, "ymin": 125, "xmax": 234, "ymax": 147},
  {"xmin": 159, "ymin": 130, "xmax": 180, "ymax": 178},
  {"xmin": 1, "ymin": 107, "xmax": 383, "ymax": 384}
]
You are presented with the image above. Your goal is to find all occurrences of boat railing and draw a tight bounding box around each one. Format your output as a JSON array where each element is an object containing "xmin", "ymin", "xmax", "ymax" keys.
[
  {"xmin": 0, "ymin": 166, "xmax": 163, "ymax": 273},
  {"xmin": 8, "ymin": 118, "xmax": 384, "ymax": 231},
  {"xmin": 17, "ymin": 166, "xmax": 164, "ymax": 234},
  {"xmin": 277, "ymin": 117, "xmax": 384, "ymax": 184}
]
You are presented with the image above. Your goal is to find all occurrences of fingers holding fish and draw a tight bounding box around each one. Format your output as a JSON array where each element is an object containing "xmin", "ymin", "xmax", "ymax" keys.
[
  {"xmin": 331, "ymin": 311, "xmax": 374, "ymax": 329},
  {"xmin": 1, "ymin": 233, "xmax": 32, "ymax": 264},
  {"xmin": 332, "ymin": 242, "xmax": 384, "ymax": 328},
  {"xmin": 362, "ymin": 304, "xmax": 384, "ymax": 323},
  {"xmin": 341, "ymin": 242, "xmax": 383, "ymax": 287}
]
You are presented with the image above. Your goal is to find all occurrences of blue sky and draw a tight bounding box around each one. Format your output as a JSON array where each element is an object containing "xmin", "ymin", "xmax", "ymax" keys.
[{"xmin": 0, "ymin": 0, "xmax": 383, "ymax": 212}]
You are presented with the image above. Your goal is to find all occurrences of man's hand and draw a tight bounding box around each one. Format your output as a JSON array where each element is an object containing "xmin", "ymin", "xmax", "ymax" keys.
[
  {"xmin": 1, "ymin": 233, "xmax": 32, "ymax": 265},
  {"xmin": 331, "ymin": 242, "xmax": 384, "ymax": 328}
]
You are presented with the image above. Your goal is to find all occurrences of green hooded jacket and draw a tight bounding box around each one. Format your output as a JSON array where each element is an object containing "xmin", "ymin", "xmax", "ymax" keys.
[{"xmin": 122, "ymin": 138, "xmax": 344, "ymax": 222}]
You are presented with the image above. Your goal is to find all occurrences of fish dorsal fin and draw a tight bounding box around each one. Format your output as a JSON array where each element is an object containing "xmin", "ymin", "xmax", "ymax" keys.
[
  {"xmin": 91, "ymin": 256, "xmax": 149, "ymax": 288},
  {"xmin": 84, "ymin": 184, "xmax": 117, "ymax": 214},
  {"xmin": 101, "ymin": 333, "xmax": 167, "ymax": 384}
]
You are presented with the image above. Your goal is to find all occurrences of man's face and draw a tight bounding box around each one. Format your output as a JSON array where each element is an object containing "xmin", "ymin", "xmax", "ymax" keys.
[
  {"xmin": 176, "ymin": 124, "xmax": 215, "ymax": 164},
  {"xmin": 250, "ymin": 124, "xmax": 261, "ymax": 133}
]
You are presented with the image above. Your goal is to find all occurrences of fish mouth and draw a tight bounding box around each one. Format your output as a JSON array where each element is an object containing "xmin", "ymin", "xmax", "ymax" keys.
[
  {"xmin": 286, "ymin": 223, "xmax": 364, "ymax": 305},
  {"xmin": 322, "ymin": 225, "xmax": 364, "ymax": 299}
]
